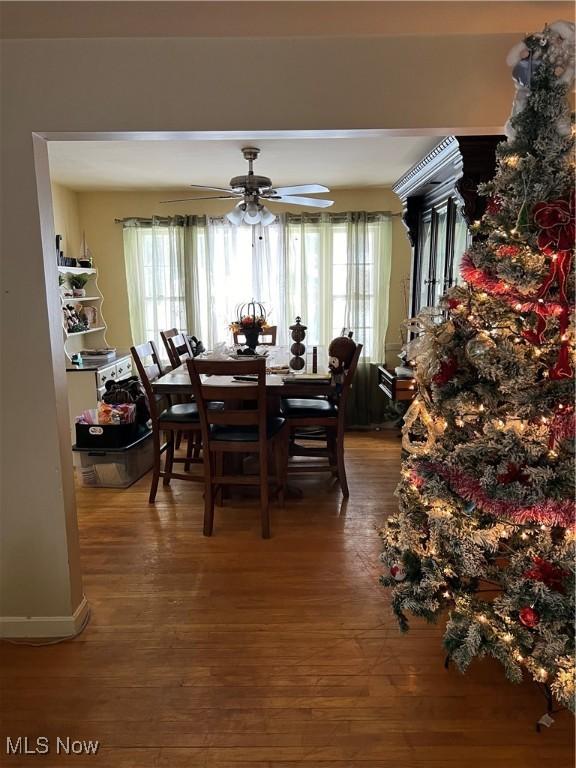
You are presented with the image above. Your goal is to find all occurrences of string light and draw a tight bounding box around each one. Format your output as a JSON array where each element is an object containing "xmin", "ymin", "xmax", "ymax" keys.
[
  {"xmin": 478, "ymin": 614, "xmax": 488, "ymax": 624},
  {"xmin": 503, "ymin": 633, "xmax": 513, "ymax": 643}
]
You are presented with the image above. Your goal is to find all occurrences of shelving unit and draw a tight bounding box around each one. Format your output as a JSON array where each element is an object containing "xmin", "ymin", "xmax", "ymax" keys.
[
  {"xmin": 59, "ymin": 265, "xmax": 108, "ymax": 360},
  {"xmin": 58, "ymin": 260, "xmax": 134, "ymax": 463}
]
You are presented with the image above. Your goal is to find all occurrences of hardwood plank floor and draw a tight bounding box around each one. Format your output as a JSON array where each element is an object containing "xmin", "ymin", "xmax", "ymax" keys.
[{"xmin": 1, "ymin": 432, "xmax": 574, "ymax": 767}]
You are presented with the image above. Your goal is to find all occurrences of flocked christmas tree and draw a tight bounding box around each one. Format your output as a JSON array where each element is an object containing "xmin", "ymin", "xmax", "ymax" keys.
[{"xmin": 380, "ymin": 21, "xmax": 575, "ymax": 712}]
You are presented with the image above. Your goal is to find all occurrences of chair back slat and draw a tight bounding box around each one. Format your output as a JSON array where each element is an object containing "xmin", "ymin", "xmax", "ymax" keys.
[
  {"xmin": 131, "ymin": 341, "xmax": 165, "ymax": 421},
  {"xmin": 187, "ymin": 358, "xmax": 267, "ymax": 438},
  {"xmin": 161, "ymin": 328, "xmax": 192, "ymax": 368}
]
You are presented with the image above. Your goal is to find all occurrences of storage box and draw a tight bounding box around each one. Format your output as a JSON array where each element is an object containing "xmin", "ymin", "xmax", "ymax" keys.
[
  {"xmin": 73, "ymin": 432, "xmax": 153, "ymax": 488},
  {"xmin": 75, "ymin": 421, "xmax": 149, "ymax": 450}
]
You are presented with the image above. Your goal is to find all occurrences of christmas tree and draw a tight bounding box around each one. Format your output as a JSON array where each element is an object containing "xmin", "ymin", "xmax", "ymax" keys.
[{"xmin": 380, "ymin": 21, "xmax": 575, "ymax": 712}]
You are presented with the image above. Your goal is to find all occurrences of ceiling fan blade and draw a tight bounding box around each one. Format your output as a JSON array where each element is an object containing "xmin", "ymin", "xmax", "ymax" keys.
[
  {"xmin": 267, "ymin": 184, "xmax": 330, "ymax": 196},
  {"xmin": 269, "ymin": 195, "xmax": 334, "ymax": 208},
  {"xmin": 188, "ymin": 184, "xmax": 242, "ymax": 195},
  {"xmin": 159, "ymin": 195, "xmax": 238, "ymax": 203}
]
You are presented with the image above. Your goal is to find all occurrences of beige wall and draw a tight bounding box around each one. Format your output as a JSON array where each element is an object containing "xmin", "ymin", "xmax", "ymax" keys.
[
  {"xmin": 76, "ymin": 186, "xmax": 409, "ymax": 360},
  {"xmin": 1, "ymin": 2, "xmax": 565, "ymax": 633},
  {"xmin": 51, "ymin": 183, "xmax": 83, "ymax": 261}
]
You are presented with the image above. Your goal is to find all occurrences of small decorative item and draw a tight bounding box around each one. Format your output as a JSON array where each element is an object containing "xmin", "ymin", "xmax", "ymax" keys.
[
  {"xmin": 78, "ymin": 231, "xmax": 93, "ymax": 268},
  {"xmin": 62, "ymin": 304, "xmax": 88, "ymax": 334},
  {"xmin": 81, "ymin": 305, "xmax": 98, "ymax": 328},
  {"xmin": 56, "ymin": 234, "xmax": 63, "ymax": 265},
  {"xmin": 229, "ymin": 300, "xmax": 269, "ymax": 355},
  {"xmin": 328, "ymin": 331, "xmax": 356, "ymax": 386},
  {"xmin": 289, "ymin": 316, "xmax": 307, "ymax": 370},
  {"xmin": 69, "ymin": 273, "xmax": 90, "ymax": 297}
]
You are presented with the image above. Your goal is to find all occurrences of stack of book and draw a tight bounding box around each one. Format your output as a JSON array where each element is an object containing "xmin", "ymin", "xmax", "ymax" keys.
[{"xmin": 80, "ymin": 348, "xmax": 117, "ymax": 365}]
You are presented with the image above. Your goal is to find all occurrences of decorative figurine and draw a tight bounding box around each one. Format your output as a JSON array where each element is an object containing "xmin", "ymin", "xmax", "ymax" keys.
[{"xmin": 289, "ymin": 316, "xmax": 307, "ymax": 370}]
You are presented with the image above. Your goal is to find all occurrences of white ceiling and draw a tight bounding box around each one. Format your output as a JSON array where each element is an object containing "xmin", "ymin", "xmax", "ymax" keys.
[{"xmin": 47, "ymin": 136, "xmax": 442, "ymax": 192}]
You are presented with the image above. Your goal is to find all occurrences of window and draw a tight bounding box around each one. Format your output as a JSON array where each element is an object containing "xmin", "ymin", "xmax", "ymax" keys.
[{"xmin": 124, "ymin": 213, "xmax": 391, "ymax": 362}]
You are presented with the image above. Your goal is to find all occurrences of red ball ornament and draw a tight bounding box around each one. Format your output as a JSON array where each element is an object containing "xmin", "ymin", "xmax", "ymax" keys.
[
  {"xmin": 519, "ymin": 606, "xmax": 540, "ymax": 628},
  {"xmin": 390, "ymin": 564, "xmax": 406, "ymax": 582}
]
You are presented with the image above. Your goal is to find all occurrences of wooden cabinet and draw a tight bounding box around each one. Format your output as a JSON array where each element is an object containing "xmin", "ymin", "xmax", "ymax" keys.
[
  {"xmin": 378, "ymin": 366, "xmax": 416, "ymax": 402},
  {"xmin": 393, "ymin": 135, "xmax": 503, "ymax": 317}
]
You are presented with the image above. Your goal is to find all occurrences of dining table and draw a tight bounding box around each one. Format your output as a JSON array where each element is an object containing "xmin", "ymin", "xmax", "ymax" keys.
[
  {"xmin": 151, "ymin": 346, "xmax": 335, "ymax": 405},
  {"xmin": 150, "ymin": 346, "xmax": 335, "ymax": 498}
]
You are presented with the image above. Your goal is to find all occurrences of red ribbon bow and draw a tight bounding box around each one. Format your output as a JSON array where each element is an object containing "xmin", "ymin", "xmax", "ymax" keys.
[
  {"xmin": 526, "ymin": 193, "xmax": 575, "ymax": 379},
  {"xmin": 533, "ymin": 193, "xmax": 575, "ymax": 255}
]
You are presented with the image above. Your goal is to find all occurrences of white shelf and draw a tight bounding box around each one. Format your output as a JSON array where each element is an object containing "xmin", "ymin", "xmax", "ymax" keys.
[
  {"xmin": 61, "ymin": 296, "xmax": 102, "ymax": 302},
  {"xmin": 58, "ymin": 266, "xmax": 96, "ymax": 275},
  {"xmin": 65, "ymin": 326, "xmax": 106, "ymax": 337}
]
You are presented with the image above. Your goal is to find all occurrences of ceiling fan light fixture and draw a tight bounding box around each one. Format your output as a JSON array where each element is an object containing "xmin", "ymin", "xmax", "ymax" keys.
[
  {"xmin": 225, "ymin": 203, "xmax": 246, "ymax": 225},
  {"xmin": 243, "ymin": 201, "xmax": 261, "ymax": 225},
  {"xmin": 259, "ymin": 205, "xmax": 276, "ymax": 226}
]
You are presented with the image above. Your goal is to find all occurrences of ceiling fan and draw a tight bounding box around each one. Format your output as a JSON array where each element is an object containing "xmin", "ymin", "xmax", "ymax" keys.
[{"xmin": 160, "ymin": 146, "xmax": 334, "ymax": 226}]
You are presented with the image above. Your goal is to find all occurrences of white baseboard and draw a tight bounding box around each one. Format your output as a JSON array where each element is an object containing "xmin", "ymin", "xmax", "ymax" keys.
[{"xmin": 0, "ymin": 595, "xmax": 90, "ymax": 639}]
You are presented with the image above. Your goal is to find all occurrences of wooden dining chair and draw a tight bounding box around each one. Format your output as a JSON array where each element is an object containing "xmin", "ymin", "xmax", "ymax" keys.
[
  {"xmin": 131, "ymin": 341, "xmax": 203, "ymax": 502},
  {"xmin": 233, "ymin": 325, "xmax": 277, "ymax": 346},
  {"xmin": 281, "ymin": 343, "xmax": 363, "ymax": 498},
  {"xmin": 187, "ymin": 357, "xmax": 288, "ymax": 538},
  {"xmin": 160, "ymin": 328, "xmax": 193, "ymax": 369}
]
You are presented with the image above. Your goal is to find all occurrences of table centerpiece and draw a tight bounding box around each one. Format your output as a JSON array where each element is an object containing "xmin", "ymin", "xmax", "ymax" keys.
[{"xmin": 229, "ymin": 300, "xmax": 270, "ymax": 355}]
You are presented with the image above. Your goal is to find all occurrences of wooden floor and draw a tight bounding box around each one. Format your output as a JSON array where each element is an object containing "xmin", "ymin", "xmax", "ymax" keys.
[{"xmin": 1, "ymin": 432, "xmax": 574, "ymax": 767}]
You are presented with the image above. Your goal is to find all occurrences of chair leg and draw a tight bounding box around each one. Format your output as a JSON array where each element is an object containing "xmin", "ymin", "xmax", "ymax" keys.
[
  {"xmin": 259, "ymin": 449, "xmax": 270, "ymax": 539},
  {"xmin": 327, "ymin": 428, "xmax": 337, "ymax": 469},
  {"xmin": 273, "ymin": 434, "xmax": 286, "ymax": 507},
  {"xmin": 163, "ymin": 431, "xmax": 175, "ymax": 485},
  {"xmin": 193, "ymin": 431, "xmax": 202, "ymax": 459},
  {"xmin": 336, "ymin": 427, "xmax": 349, "ymax": 498},
  {"xmin": 149, "ymin": 429, "xmax": 162, "ymax": 503},
  {"xmin": 184, "ymin": 432, "xmax": 195, "ymax": 472},
  {"xmin": 214, "ymin": 453, "xmax": 224, "ymax": 506},
  {"xmin": 203, "ymin": 451, "xmax": 215, "ymax": 537},
  {"xmin": 175, "ymin": 430, "xmax": 182, "ymax": 450}
]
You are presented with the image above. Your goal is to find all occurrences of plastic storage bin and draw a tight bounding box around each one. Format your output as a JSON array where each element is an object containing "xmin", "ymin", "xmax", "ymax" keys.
[{"xmin": 73, "ymin": 432, "xmax": 153, "ymax": 488}]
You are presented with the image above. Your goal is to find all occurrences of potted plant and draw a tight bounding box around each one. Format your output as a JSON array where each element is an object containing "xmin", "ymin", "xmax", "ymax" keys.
[
  {"xmin": 69, "ymin": 273, "xmax": 90, "ymax": 298},
  {"xmin": 59, "ymin": 274, "xmax": 73, "ymax": 298}
]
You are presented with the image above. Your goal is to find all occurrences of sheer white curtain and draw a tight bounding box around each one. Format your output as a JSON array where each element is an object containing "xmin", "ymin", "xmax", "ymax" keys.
[
  {"xmin": 189, "ymin": 217, "xmax": 287, "ymax": 347},
  {"xmin": 283, "ymin": 212, "xmax": 391, "ymax": 361},
  {"xmin": 123, "ymin": 217, "xmax": 187, "ymax": 355},
  {"xmin": 123, "ymin": 212, "xmax": 392, "ymax": 389}
]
